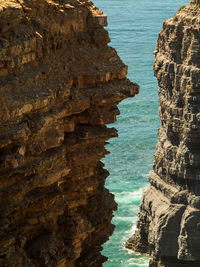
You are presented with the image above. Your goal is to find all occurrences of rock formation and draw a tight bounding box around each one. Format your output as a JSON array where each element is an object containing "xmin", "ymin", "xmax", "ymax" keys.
[
  {"xmin": 126, "ymin": 1, "xmax": 200, "ymax": 266},
  {"xmin": 0, "ymin": 0, "xmax": 139, "ymax": 266}
]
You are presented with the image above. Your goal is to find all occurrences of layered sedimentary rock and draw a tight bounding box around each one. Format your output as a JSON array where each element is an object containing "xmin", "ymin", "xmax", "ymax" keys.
[
  {"xmin": 126, "ymin": 1, "xmax": 200, "ymax": 266},
  {"xmin": 0, "ymin": 0, "xmax": 139, "ymax": 266}
]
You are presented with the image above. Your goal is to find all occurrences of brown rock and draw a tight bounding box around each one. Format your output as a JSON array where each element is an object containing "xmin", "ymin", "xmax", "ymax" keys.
[
  {"xmin": 126, "ymin": 1, "xmax": 200, "ymax": 266},
  {"xmin": 0, "ymin": 0, "xmax": 139, "ymax": 266}
]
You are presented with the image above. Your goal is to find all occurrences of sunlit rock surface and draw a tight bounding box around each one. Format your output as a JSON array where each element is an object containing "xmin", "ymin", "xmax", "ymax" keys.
[
  {"xmin": 126, "ymin": 1, "xmax": 200, "ymax": 266},
  {"xmin": 0, "ymin": 0, "xmax": 139, "ymax": 266}
]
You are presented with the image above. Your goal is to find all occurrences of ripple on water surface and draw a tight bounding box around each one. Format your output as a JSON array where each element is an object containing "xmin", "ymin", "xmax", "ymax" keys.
[{"xmin": 94, "ymin": 0, "xmax": 188, "ymax": 266}]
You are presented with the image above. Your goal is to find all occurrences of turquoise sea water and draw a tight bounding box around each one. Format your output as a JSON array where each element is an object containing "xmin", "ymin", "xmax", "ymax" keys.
[{"xmin": 94, "ymin": 0, "xmax": 187, "ymax": 266}]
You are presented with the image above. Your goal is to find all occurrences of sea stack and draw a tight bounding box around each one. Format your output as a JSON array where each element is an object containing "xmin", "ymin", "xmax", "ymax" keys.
[
  {"xmin": 0, "ymin": 0, "xmax": 139, "ymax": 266},
  {"xmin": 126, "ymin": 1, "xmax": 200, "ymax": 266}
]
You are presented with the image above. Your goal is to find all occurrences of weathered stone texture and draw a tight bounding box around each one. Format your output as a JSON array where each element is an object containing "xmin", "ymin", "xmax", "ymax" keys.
[
  {"xmin": 126, "ymin": 1, "xmax": 200, "ymax": 266},
  {"xmin": 0, "ymin": 0, "xmax": 139, "ymax": 266}
]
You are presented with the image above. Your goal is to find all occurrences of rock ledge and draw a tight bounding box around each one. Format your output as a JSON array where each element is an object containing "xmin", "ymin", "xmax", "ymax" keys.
[
  {"xmin": 126, "ymin": 1, "xmax": 200, "ymax": 266},
  {"xmin": 0, "ymin": 0, "xmax": 139, "ymax": 266}
]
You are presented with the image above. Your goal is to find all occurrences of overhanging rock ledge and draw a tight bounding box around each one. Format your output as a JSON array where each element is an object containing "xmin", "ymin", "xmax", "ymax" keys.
[{"xmin": 0, "ymin": 0, "xmax": 139, "ymax": 266}]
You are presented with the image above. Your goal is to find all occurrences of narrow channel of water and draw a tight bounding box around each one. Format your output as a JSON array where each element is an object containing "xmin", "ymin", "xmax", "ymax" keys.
[{"xmin": 94, "ymin": 0, "xmax": 187, "ymax": 266}]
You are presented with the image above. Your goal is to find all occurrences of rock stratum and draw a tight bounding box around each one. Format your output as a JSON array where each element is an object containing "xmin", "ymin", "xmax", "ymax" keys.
[
  {"xmin": 126, "ymin": 1, "xmax": 200, "ymax": 267},
  {"xmin": 0, "ymin": 0, "xmax": 139, "ymax": 266}
]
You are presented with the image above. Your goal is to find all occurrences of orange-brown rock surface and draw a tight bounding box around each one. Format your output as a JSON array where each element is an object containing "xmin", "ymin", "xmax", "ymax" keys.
[
  {"xmin": 0, "ymin": 0, "xmax": 139, "ymax": 266},
  {"xmin": 126, "ymin": 1, "xmax": 200, "ymax": 266}
]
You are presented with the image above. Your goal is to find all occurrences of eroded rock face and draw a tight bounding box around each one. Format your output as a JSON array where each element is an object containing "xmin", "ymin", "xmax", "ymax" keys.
[
  {"xmin": 0, "ymin": 0, "xmax": 139, "ymax": 266},
  {"xmin": 126, "ymin": 1, "xmax": 200, "ymax": 266}
]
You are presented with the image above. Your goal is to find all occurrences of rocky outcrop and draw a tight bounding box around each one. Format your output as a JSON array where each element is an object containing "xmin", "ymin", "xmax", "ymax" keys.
[
  {"xmin": 0, "ymin": 0, "xmax": 139, "ymax": 266},
  {"xmin": 126, "ymin": 1, "xmax": 200, "ymax": 266}
]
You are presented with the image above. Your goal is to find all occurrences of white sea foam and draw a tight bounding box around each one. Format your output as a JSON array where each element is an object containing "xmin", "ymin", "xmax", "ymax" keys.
[
  {"xmin": 129, "ymin": 224, "xmax": 137, "ymax": 236},
  {"xmin": 115, "ymin": 216, "xmax": 138, "ymax": 223},
  {"xmin": 95, "ymin": 0, "xmax": 186, "ymax": 266},
  {"xmin": 115, "ymin": 188, "xmax": 146, "ymax": 204}
]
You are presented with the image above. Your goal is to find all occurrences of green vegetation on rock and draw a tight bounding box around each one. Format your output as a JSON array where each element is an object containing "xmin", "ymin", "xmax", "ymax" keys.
[{"xmin": 178, "ymin": 5, "xmax": 186, "ymax": 12}]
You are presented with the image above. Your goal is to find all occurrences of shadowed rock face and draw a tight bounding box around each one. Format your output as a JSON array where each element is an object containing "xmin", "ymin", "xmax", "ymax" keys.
[
  {"xmin": 0, "ymin": 0, "xmax": 139, "ymax": 266},
  {"xmin": 126, "ymin": 1, "xmax": 200, "ymax": 266}
]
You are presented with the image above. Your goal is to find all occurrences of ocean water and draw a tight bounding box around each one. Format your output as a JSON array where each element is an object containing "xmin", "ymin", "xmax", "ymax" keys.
[{"xmin": 94, "ymin": 0, "xmax": 187, "ymax": 266}]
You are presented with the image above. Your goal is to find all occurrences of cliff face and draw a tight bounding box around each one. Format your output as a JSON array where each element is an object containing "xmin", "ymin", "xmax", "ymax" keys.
[
  {"xmin": 0, "ymin": 1, "xmax": 139, "ymax": 266},
  {"xmin": 126, "ymin": 1, "xmax": 200, "ymax": 266}
]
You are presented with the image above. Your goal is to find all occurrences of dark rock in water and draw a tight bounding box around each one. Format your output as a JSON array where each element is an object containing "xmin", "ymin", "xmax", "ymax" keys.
[
  {"xmin": 126, "ymin": 1, "xmax": 200, "ymax": 266},
  {"xmin": 0, "ymin": 0, "xmax": 139, "ymax": 266}
]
